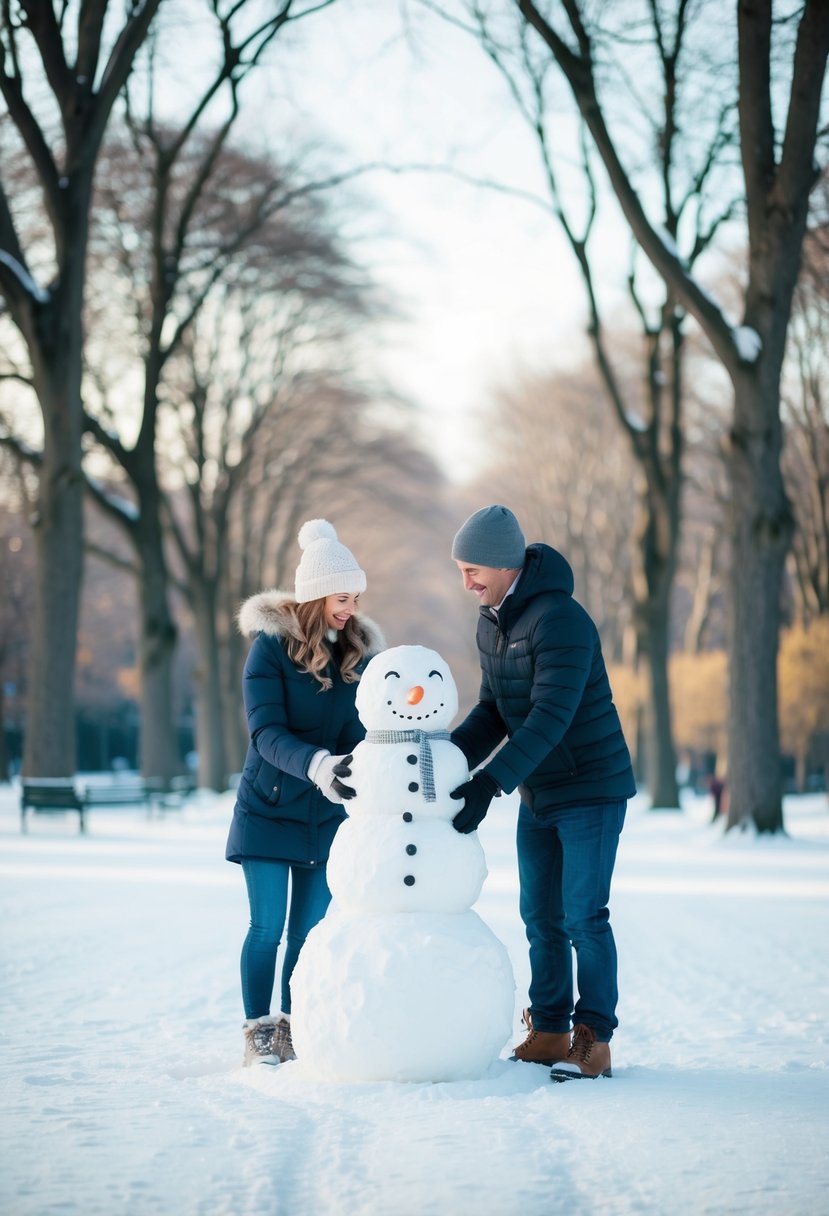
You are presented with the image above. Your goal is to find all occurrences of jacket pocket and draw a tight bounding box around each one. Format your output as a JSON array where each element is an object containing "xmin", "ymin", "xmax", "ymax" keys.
[{"xmin": 252, "ymin": 760, "xmax": 283, "ymax": 805}]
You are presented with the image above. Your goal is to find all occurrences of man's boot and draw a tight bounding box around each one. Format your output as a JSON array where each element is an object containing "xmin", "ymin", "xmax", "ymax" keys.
[
  {"xmin": 511, "ymin": 1008, "xmax": 571, "ymax": 1066},
  {"xmin": 549, "ymin": 1023, "xmax": 612, "ymax": 1081}
]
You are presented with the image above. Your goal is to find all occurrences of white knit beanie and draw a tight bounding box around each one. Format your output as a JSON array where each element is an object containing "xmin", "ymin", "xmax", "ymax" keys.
[{"xmin": 294, "ymin": 519, "xmax": 367, "ymax": 603}]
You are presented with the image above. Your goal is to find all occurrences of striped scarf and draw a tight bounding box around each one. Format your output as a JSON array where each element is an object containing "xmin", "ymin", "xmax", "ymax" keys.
[{"xmin": 364, "ymin": 729, "xmax": 452, "ymax": 802}]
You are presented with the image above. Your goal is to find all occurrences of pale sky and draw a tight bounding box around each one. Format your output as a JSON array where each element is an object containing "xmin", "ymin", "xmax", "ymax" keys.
[{"xmin": 238, "ymin": 0, "xmax": 633, "ymax": 481}]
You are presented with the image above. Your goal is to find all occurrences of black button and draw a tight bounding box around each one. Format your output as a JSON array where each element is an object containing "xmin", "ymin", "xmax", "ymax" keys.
[
  {"xmin": 407, "ymin": 754, "xmax": 417, "ymax": 764},
  {"xmin": 402, "ymin": 812, "xmax": 413, "ymax": 822},
  {"xmin": 406, "ymin": 844, "xmax": 417, "ymax": 855},
  {"xmin": 404, "ymin": 875, "xmax": 415, "ymax": 886},
  {"xmin": 408, "ymin": 782, "xmax": 419, "ymax": 792}
]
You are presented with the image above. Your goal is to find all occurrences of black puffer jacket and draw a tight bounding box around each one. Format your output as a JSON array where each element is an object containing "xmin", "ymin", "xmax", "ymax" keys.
[
  {"xmin": 452, "ymin": 544, "xmax": 635, "ymax": 813},
  {"xmin": 226, "ymin": 591, "xmax": 384, "ymax": 866}
]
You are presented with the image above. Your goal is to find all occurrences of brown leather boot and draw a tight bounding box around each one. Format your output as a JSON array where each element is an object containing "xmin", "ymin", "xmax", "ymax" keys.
[
  {"xmin": 550, "ymin": 1023, "xmax": 612, "ymax": 1081},
  {"xmin": 512, "ymin": 1009, "xmax": 571, "ymax": 1066}
]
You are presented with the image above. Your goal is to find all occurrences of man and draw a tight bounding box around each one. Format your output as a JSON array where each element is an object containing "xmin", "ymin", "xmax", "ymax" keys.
[{"xmin": 449, "ymin": 505, "xmax": 635, "ymax": 1081}]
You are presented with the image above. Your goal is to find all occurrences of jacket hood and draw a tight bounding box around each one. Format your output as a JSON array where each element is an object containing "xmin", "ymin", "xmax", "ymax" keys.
[
  {"xmin": 237, "ymin": 588, "xmax": 385, "ymax": 652},
  {"xmin": 494, "ymin": 543, "xmax": 574, "ymax": 630}
]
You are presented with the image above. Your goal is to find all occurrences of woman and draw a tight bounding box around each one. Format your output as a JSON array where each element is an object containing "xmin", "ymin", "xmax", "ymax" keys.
[{"xmin": 226, "ymin": 519, "xmax": 384, "ymax": 1066}]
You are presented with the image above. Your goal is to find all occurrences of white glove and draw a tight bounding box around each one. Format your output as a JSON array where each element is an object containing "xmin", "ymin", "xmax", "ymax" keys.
[{"xmin": 307, "ymin": 750, "xmax": 355, "ymax": 804}]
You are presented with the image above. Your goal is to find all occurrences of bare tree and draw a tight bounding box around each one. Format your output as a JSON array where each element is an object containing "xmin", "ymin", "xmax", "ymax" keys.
[
  {"xmin": 430, "ymin": 0, "xmax": 740, "ymax": 808},
  {"xmin": 158, "ymin": 280, "xmax": 381, "ymax": 790},
  {"xmin": 78, "ymin": 2, "xmax": 349, "ymax": 780},
  {"xmin": 514, "ymin": 0, "xmax": 829, "ymax": 833},
  {"xmin": 783, "ymin": 172, "xmax": 829, "ymax": 622},
  {"xmin": 0, "ymin": 0, "xmax": 162, "ymax": 775},
  {"xmin": 479, "ymin": 365, "xmax": 636, "ymax": 660}
]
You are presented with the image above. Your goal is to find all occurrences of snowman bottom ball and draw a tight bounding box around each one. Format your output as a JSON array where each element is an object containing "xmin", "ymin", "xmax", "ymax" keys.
[{"xmin": 291, "ymin": 909, "xmax": 515, "ymax": 1083}]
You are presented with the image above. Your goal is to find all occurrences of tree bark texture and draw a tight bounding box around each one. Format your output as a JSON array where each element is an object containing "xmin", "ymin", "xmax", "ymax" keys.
[
  {"xmin": 135, "ymin": 512, "xmax": 181, "ymax": 784},
  {"xmin": 192, "ymin": 588, "xmax": 229, "ymax": 793},
  {"xmin": 22, "ymin": 193, "xmax": 89, "ymax": 777}
]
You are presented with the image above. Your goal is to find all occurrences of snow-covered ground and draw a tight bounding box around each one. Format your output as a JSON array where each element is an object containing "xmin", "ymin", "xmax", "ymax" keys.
[{"xmin": 2, "ymin": 781, "xmax": 828, "ymax": 1216}]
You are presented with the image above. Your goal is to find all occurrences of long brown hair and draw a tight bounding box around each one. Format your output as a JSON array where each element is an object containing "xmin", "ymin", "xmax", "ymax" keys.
[{"xmin": 286, "ymin": 599, "xmax": 368, "ymax": 689}]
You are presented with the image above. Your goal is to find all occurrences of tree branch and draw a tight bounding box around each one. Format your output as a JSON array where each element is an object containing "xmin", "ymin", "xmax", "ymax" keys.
[{"xmin": 516, "ymin": 0, "xmax": 739, "ymax": 374}]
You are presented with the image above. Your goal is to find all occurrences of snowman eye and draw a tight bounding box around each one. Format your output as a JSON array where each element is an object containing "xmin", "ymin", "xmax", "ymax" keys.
[
  {"xmin": 384, "ymin": 671, "xmax": 400, "ymax": 680},
  {"xmin": 428, "ymin": 670, "xmax": 443, "ymax": 680}
]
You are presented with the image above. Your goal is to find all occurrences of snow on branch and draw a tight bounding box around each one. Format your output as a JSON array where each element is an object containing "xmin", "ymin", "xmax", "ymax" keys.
[
  {"xmin": 85, "ymin": 473, "xmax": 140, "ymax": 522},
  {"xmin": 733, "ymin": 326, "xmax": 762, "ymax": 364},
  {"xmin": 0, "ymin": 252, "xmax": 49, "ymax": 304}
]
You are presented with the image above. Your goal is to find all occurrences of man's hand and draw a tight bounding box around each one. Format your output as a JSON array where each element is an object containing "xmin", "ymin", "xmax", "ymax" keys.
[
  {"xmin": 451, "ymin": 771, "xmax": 499, "ymax": 834},
  {"xmin": 309, "ymin": 752, "xmax": 355, "ymax": 803}
]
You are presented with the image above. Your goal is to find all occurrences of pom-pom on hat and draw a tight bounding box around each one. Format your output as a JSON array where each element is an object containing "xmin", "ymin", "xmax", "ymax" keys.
[
  {"xmin": 451, "ymin": 504, "xmax": 526, "ymax": 568},
  {"xmin": 294, "ymin": 519, "xmax": 367, "ymax": 603}
]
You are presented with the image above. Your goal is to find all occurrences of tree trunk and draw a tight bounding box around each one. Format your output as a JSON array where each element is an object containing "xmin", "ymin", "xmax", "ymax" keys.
[
  {"xmin": 192, "ymin": 585, "xmax": 229, "ymax": 793},
  {"xmin": 22, "ymin": 238, "xmax": 88, "ymax": 778},
  {"xmin": 638, "ymin": 593, "xmax": 679, "ymax": 809},
  {"xmin": 135, "ymin": 516, "xmax": 181, "ymax": 783},
  {"xmin": 725, "ymin": 368, "xmax": 792, "ymax": 833},
  {"xmin": 223, "ymin": 586, "xmax": 248, "ymax": 779},
  {"xmin": 0, "ymin": 675, "xmax": 9, "ymax": 781}
]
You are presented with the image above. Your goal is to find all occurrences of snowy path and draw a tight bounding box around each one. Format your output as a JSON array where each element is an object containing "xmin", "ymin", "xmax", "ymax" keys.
[{"xmin": 2, "ymin": 787, "xmax": 828, "ymax": 1215}]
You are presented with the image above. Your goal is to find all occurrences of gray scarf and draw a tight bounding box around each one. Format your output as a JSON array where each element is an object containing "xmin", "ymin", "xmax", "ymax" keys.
[{"xmin": 364, "ymin": 729, "xmax": 452, "ymax": 801}]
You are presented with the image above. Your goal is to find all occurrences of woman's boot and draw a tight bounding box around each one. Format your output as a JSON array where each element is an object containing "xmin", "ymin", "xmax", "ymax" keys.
[{"xmin": 242, "ymin": 1013, "xmax": 296, "ymax": 1066}]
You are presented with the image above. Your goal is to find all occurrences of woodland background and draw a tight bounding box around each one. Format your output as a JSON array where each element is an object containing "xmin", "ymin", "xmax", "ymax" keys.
[{"xmin": 1, "ymin": 0, "xmax": 827, "ymax": 834}]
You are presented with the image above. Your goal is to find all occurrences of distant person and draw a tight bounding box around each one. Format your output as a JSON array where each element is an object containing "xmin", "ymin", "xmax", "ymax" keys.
[
  {"xmin": 448, "ymin": 505, "xmax": 635, "ymax": 1080},
  {"xmin": 226, "ymin": 520, "xmax": 383, "ymax": 1066},
  {"xmin": 709, "ymin": 774, "xmax": 727, "ymax": 823}
]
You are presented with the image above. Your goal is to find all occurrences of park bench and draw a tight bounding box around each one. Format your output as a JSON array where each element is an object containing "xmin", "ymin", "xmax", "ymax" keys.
[
  {"xmin": 20, "ymin": 779, "xmax": 87, "ymax": 834},
  {"xmin": 80, "ymin": 780, "xmax": 154, "ymax": 811},
  {"xmin": 20, "ymin": 774, "xmax": 197, "ymax": 833},
  {"xmin": 80, "ymin": 775, "xmax": 197, "ymax": 814},
  {"xmin": 143, "ymin": 774, "xmax": 197, "ymax": 811}
]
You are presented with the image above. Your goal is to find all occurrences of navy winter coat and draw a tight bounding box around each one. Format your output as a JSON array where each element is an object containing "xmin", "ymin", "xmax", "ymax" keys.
[
  {"xmin": 226, "ymin": 591, "xmax": 384, "ymax": 866},
  {"xmin": 452, "ymin": 544, "xmax": 636, "ymax": 813}
]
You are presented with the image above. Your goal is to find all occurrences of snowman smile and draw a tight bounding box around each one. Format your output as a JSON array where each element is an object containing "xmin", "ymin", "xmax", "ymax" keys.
[{"xmin": 390, "ymin": 704, "xmax": 444, "ymax": 722}]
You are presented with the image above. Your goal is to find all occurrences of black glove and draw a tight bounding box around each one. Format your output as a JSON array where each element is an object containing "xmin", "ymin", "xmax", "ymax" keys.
[
  {"xmin": 451, "ymin": 771, "xmax": 499, "ymax": 834},
  {"xmin": 311, "ymin": 753, "xmax": 356, "ymax": 803},
  {"xmin": 331, "ymin": 754, "xmax": 355, "ymax": 800}
]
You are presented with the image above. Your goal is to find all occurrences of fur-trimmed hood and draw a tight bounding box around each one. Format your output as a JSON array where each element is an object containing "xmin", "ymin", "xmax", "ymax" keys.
[{"xmin": 237, "ymin": 589, "xmax": 385, "ymax": 652}]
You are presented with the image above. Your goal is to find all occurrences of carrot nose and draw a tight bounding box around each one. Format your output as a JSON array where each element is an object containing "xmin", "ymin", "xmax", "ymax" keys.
[{"xmin": 407, "ymin": 685, "xmax": 424, "ymax": 705}]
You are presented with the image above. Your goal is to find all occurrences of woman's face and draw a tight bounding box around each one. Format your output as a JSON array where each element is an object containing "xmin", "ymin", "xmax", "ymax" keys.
[{"xmin": 324, "ymin": 592, "xmax": 360, "ymax": 632}]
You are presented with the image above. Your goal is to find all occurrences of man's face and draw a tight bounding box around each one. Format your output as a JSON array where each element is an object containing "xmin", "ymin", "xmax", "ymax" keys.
[{"xmin": 455, "ymin": 561, "xmax": 517, "ymax": 608}]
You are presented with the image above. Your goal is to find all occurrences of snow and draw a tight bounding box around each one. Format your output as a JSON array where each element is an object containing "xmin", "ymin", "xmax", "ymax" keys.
[
  {"xmin": 2, "ymin": 782, "xmax": 829, "ymax": 1216},
  {"xmin": 0, "ymin": 251, "xmax": 49, "ymax": 304},
  {"xmin": 733, "ymin": 325, "xmax": 762, "ymax": 362}
]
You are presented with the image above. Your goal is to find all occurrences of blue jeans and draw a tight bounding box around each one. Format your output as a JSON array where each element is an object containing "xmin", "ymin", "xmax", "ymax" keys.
[
  {"xmin": 517, "ymin": 799, "xmax": 626, "ymax": 1042},
  {"xmin": 240, "ymin": 859, "xmax": 332, "ymax": 1019}
]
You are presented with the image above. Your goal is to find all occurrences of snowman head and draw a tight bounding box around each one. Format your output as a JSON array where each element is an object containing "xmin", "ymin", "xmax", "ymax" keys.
[{"xmin": 356, "ymin": 645, "xmax": 459, "ymax": 732}]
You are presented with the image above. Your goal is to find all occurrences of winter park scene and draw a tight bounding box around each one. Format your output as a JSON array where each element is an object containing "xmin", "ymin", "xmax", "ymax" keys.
[{"xmin": 1, "ymin": 3, "xmax": 829, "ymax": 1216}]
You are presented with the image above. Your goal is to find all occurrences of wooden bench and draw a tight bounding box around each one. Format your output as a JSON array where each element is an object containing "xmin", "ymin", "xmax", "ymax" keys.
[
  {"xmin": 144, "ymin": 774, "xmax": 197, "ymax": 810},
  {"xmin": 20, "ymin": 774, "xmax": 197, "ymax": 833},
  {"xmin": 81, "ymin": 781, "xmax": 153, "ymax": 810},
  {"xmin": 20, "ymin": 780, "xmax": 87, "ymax": 834}
]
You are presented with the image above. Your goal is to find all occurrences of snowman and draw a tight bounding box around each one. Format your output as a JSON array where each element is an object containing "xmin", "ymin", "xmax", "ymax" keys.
[{"xmin": 291, "ymin": 645, "xmax": 515, "ymax": 1083}]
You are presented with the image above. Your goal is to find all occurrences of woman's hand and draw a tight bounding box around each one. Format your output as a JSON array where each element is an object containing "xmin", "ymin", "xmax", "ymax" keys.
[{"xmin": 309, "ymin": 752, "xmax": 356, "ymax": 803}]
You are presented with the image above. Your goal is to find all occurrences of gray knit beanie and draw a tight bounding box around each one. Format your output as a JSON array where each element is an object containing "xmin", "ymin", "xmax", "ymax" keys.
[
  {"xmin": 294, "ymin": 519, "xmax": 367, "ymax": 603},
  {"xmin": 451, "ymin": 504, "xmax": 526, "ymax": 568}
]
